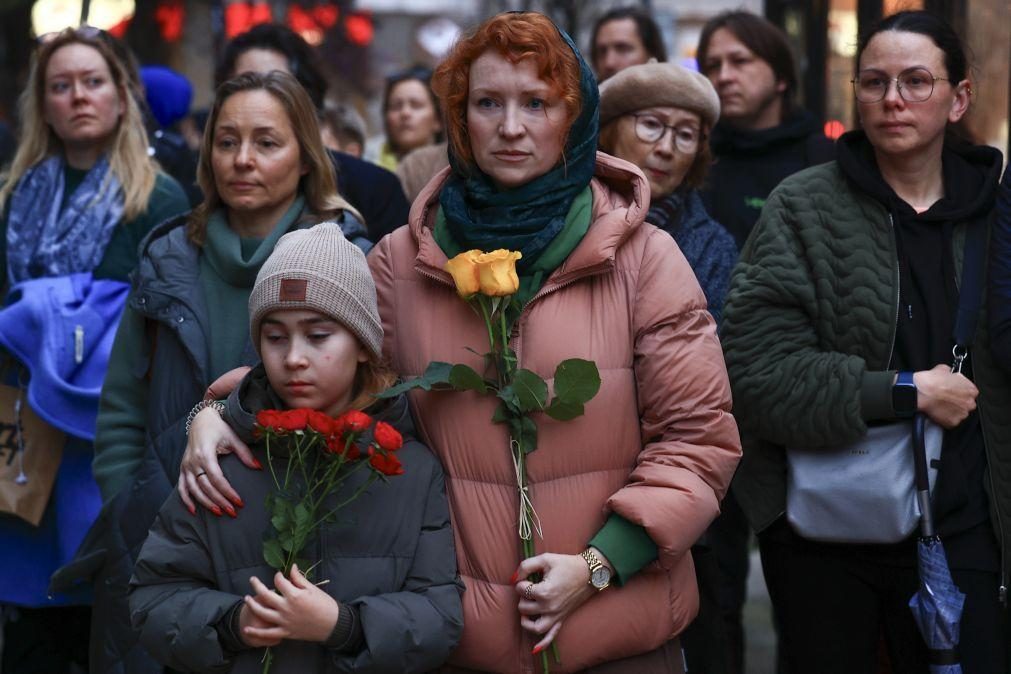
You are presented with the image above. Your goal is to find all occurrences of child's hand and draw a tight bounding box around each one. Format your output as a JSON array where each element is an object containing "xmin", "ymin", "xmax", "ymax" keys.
[
  {"xmin": 237, "ymin": 602, "xmax": 283, "ymax": 648},
  {"xmin": 245, "ymin": 564, "xmax": 341, "ymax": 643}
]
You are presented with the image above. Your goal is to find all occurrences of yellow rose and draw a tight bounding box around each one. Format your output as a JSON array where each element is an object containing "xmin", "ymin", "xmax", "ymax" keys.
[
  {"xmin": 475, "ymin": 249, "xmax": 522, "ymax": 297},
  {"xmin": 444, "ymin": 250, "xmax": 483, "ymax": 298}
]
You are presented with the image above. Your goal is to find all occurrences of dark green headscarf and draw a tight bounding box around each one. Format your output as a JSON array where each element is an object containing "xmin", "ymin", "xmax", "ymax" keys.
[{"xmin": 439, "ymin": 15, "xmax": 599, "ymax": 274}]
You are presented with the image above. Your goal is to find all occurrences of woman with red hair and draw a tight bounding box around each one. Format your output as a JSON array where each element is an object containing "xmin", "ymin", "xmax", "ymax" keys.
[{"xmin": 184, "ymin": 12, "xmax": 740, "ymax": 672}]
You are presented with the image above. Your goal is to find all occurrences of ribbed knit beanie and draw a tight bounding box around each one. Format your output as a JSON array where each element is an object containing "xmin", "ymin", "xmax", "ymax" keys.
[{"xmin": 249, "ymin": 222, "xmax": 382, "ymax": 359}]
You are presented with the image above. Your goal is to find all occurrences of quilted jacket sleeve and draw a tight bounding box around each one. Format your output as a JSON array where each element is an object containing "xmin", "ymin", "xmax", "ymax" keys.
[
  {"xmin": 330, "ymin": 451, "xmax": 463, "ymax": 673},
  {"xmin": 988, "ymin": 169, "xmax": 1011, "ymax": 373},
  {"xmin": 129, "ymin": 491, "xmax": 240, "ymax": 673},
  {"xmin": 604, "ymin": 228, "xmax": 742, "ymax": 569},
  {"xmin": 721, "ymin": 180, "xmax": 891, "ymax": 448}
]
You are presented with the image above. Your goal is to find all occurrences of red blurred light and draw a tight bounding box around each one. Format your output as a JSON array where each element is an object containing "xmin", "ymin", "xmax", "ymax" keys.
[
  {"xmin": 155, "ymin": 0, "xmax": 184, "ymax": 43},
  {"xmin": 824, "ymin": 119, "xmax": 845, "ymax": 140},
  {"xmin": 345, "ymin": 12, "xmax": 373, "ymax": 47},
  {"xmin": 225, "ymin": 1, "xmax": 272, "ymax": 39}
]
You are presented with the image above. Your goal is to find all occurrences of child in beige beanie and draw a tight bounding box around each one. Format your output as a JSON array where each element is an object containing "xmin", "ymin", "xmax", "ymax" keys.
[{"xmin": 130, "ymin": 222, "xmax": 463, "ymax": 673}]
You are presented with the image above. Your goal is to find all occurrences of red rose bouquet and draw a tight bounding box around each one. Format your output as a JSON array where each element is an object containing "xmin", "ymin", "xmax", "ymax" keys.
[
  {"xmin": 255, "ymin": 408, "xmax": 403, "ymax": 672},
  {"xmin": 255, "ymin": 409, "xmax": 404, "ymax": 577}
]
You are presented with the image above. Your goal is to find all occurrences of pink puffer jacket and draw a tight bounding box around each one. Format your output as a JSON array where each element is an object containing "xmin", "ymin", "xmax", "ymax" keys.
[{"xmin": 368, "ymin": 153, "xmax": 741, "ymax": 673}]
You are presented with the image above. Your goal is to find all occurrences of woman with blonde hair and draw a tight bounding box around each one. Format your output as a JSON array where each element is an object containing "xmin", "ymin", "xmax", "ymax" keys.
[
  {"xmin": 0, "ymin": 26, "xmax": 188, "ymax": 673},
  {"xmin": 51, "ymin": 70, "xmax": 367, "ymax": 673},
  {"xmin": 185, "ymin": 12, "xmax": 740, "ymax": 672}
]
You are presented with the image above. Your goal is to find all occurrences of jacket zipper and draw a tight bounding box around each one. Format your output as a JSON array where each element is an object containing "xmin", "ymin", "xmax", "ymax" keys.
[
  {"xmin": 511, "ymin": 262, "xmax": 614, "ymax": 364},
  {"xmin": 886, "ymin": 214, "xmax": 901, "ymax": 369}
]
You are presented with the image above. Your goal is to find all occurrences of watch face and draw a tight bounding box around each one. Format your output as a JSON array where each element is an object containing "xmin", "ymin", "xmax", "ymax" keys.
[
  {"xmin": 893, "ymin": 384, "xmax": 917, "ymax": 415},
  {"xmin": 591, "ymin": 566, "xmax": 611, "ymax": 588}
]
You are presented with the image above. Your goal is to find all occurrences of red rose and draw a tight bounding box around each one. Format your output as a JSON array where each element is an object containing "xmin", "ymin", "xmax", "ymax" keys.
[
  {"xmin": 369, "ymin": 451, "xmax": 404, "ymax": 476},
  {"xmin": 373, "ymin": 421, "xmax": 403, "ymax": 451},
  {"xmin": 330, "ymin": 414, "xmax": 348, "ymax": 438},
  {"xmin": 341, "ymin": 410, "xmax": 373, "ymax": 433},
  {"xmin": 256, "ymin": 409, "xmax": 284, "ymax": 432},
  {"xmin": 307, "ymin": 410, "xmax": 334, "ymax": 435},
  {"xmin": 326, "ymin": 434, "xmax": 361, "ymax": 460},
  {"xmin": 275, "ymin": 409, "xmax": 310, "ymax": 431}
]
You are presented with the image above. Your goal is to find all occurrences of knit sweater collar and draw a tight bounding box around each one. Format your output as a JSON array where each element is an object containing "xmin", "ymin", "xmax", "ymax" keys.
[{"xmin": 202, "ymin": 195, "xmax": 305, "ymax": 286}]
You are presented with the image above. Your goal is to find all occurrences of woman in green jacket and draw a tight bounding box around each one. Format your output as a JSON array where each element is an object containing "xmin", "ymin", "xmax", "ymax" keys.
[{"xmin": 721, "ymin": 11, "xmax": 1008, "ymax": 674}]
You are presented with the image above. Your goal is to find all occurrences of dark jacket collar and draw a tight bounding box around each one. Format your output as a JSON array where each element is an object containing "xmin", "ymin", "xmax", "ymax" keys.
[{"xmin": 710, "ymin": 110, "xmax": 822, "ymax": 155}]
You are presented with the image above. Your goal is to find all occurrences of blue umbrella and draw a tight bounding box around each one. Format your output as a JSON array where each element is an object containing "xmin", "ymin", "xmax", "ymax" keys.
[{"xmin": 908, "ymin": 413, "xmax": 965, "ymax": 673}]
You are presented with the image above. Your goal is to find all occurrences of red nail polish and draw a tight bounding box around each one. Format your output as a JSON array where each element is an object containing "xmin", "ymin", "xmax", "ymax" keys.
[
  {"xmin": 252, "ymin": 458, "xmax": 263, "ymax": 470},
  {"xmin": 232, "ymin": 495, "xmax": 245, "ymax": 508},
  {"xmin": 211, "ymin": 505, "xmax": 222, "ymax": 517},
  {"xmin": 187, "ymin": 504, "xmax": 196, "ymax": 516},
  {"xmin": 509, "ymin": 571, "xmax": 519, "ymax": 585},
  {"xmin": 224, "ymin": 504, "xmax": 237, "ymax": 518},
  {"xmin": 531, "ymin": 645, "xmax": 544, "ymax": 656}
]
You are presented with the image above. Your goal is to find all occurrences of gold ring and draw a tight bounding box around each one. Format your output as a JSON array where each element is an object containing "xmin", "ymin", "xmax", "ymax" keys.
[{"xmin": 196, "ymin": 471, "xmax": 207, "ymax": 478}]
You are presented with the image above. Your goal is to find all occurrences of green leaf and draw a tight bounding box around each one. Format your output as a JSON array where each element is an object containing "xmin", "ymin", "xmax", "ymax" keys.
[
  {"xmin": 512, "ymin": 369, "xmax": 548, "ymax": 412},
  {"xmin": 374, "ymin": 362, "xmax": 454, "ymax": 398},
  {"xmin": 498, "ymin": 384, "xmax": 519, "ymax": 409},
  {"xmin": 553, "ymin": 359, "xmax": 601, "ymax": 404},
  {"xmin": 509, "ymin": 416, "xmax": 538, "ymax": 454},
  {"xmin": 279, "ymin": 530, "xmax": 295, "ymax": 553},
  {"xmin": 294, "ymin": 502, "xmax": 312, "ymax": 531},
  {"xmin": 492, "ymin": 401, "xmax": 510, "ymax": 424},
  {"xmin": 270, "ymin": 499, "xmax": 293, "ymax": 533},
  {"xmin": 448, "ymin": 364, "xmax": 488, "ymax": 393},
  {"xmin": 545, "ymin": 398, "xmax": 584, "ymax": 421},
  {"xmin": 263, "ymin": 538, "xmax": 284, "ymax": 570}
]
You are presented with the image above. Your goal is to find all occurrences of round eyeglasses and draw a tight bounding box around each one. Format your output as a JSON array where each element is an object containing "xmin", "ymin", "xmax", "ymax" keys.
[
  {"xmin": 630, "ymin": 113, "xmax": 702, "ymax": 154},
  {"xmin": 851, "ymin": 67, "xmax": 951, "ymax": 103}
]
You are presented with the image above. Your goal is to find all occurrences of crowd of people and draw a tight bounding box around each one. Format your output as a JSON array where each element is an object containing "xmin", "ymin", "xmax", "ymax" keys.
[{"xmin": 0, "ymin": 5, "xmax": 1008, "ymax": 674}]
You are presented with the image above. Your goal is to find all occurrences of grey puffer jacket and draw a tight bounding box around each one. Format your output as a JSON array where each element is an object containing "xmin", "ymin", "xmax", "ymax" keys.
[
  {"xmin": 51, "ymin": 210, "xmax": 373, "ymax": 674},
  {"xmin": 129, "ymin": 367, "xmax": 463, "ymax": 673}
]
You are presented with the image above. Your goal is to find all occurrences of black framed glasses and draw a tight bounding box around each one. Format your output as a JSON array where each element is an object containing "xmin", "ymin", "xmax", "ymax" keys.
[
  {"xmin": 630, "ymin": 113, "xmax": 702, "ymax": 153},
  {"xmin": 851, "ymin": 67, "xmax": 951, "ymax": 103}
]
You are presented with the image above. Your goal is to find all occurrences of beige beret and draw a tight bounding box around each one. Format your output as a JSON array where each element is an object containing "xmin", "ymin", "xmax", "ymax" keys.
[{"xmin": 598, "ymin": 61, "xmax": 720, "ymax": 130}]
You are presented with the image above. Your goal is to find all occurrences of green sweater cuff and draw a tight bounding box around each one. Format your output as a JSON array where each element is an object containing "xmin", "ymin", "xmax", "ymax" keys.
[
  {"xmin": 861, "ymin": 369, "xmax": 897, "ymax": 421},
  {"xmin": 588, "ymin": 513, "xmax": 658, "ymax": 585}
]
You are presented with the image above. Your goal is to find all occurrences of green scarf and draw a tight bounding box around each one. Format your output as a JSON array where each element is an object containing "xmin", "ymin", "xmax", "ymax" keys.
[
  {"xmin": 438, "ymin": 20, "xmax": 598, "ymax": 275},
  {"xmin": 199, "ymin": 195, "xmax": 305, "ymax": 378}
]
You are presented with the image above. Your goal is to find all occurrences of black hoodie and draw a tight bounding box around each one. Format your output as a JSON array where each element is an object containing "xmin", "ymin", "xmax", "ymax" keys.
[
  {"xmin": 701, "ymin": 110, "xmax": 835, "ymax": 247},
  {"xmin": 837, "ymin": 130, "xmax": 1003, "ymax": 564}
]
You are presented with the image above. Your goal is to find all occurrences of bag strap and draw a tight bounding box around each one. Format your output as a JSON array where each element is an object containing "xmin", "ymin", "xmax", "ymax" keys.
[
  {"xmin": 951, "ymin": 219, "xmax": 987, "ymax": 372},
  {"xmin": 913, "ymin": 219, "xmax": 987, "ymax": 536}
]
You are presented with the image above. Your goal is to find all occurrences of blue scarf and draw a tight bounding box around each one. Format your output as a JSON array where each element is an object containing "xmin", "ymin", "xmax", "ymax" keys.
[
  {"xmin": 6, "ymin": 155, "xmax": 125, "ymax": 284},
  {"xmin": 439, "ymin": 20, "xmax": 599, "ymax": 274}
]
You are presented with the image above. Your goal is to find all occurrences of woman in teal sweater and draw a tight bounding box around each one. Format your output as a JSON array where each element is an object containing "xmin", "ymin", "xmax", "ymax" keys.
[{"xmin": 0, "ymin": 27, "xmax": 188, "ymax": 674}]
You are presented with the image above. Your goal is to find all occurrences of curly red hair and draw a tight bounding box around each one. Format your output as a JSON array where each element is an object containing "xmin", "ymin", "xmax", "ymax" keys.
[{"xmin": 432, "ymin": 12, "xmax": 582, "ymax": 169}]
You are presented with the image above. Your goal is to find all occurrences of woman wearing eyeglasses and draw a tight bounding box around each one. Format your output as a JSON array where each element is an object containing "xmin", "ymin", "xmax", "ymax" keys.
[
  {"xmin": 0, "ymin": 26, "xmax": 188, "ymax": 673},
  {"xmin": 597, "ymin": 62, "xmax": 736, "ymax": 327},
  {"xmin": 721, "ymin": 11, "xmax": 1008, "ymax": 673}
]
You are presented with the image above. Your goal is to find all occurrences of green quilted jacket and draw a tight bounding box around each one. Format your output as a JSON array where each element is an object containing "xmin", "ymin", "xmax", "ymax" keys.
[{"xmin": 721, "ymin": 160, "xmax": 1011, "ymax": 586}]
